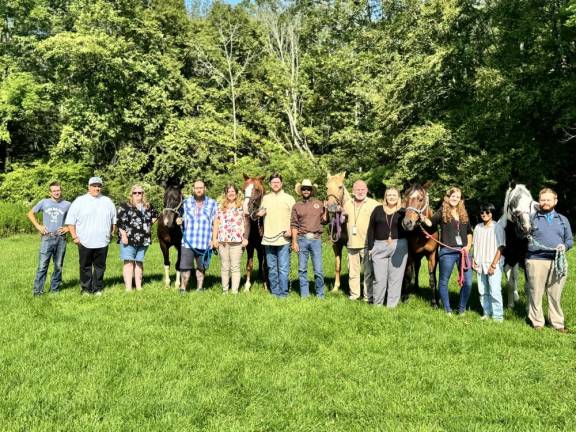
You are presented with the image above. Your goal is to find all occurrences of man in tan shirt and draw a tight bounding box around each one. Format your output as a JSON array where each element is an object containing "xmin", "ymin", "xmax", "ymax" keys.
[
  {"xmin": 342, "ymin": 180, "xmax": 379, "ymax": 301},
  {"xmin": 291, "ymin": 179, "xmax": 328, "ymax": 298},
  {"xmin": 256, "ymin": 173, "xmax": 295, "ymax": 298}
]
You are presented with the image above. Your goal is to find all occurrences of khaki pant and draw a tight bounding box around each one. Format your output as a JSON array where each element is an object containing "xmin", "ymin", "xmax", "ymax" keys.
[
  {"xmin": 219, "ymin": 243, "xmax": 244, "ymax": 293},
  {"xmin": 526, "ymin": 259, "xmax": 567, "ymax": 329},
  {"xmin": 348, "ymin": 247, "xmax": 373, "ymax": 301}
]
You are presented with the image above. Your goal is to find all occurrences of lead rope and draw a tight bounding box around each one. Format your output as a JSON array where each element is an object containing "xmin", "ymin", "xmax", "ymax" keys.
[
  {"xmin": 420, "ymin": 225, "xmax": 471, "ymax": 287},
  {"xmin": 528, "ymin": 236, "xmax": 568, "ymax": 278}
]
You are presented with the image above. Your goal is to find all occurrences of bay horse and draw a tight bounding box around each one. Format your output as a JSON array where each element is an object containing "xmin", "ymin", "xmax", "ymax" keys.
[
  {"xmin": 242, "ymin": 174, "xmax": 268, "ymax": 291},
  {"xmin": 325, "ymin": 172, "xmax": 350, "ymax": 292},
  {"xmin": 401, "ymin": 183, "xmax": 439, "ymax": 308},
  {"xmin": 498, "ymin": 182, "xmax": 537, "ymax": 307},
  {"xmin": 157, "ymin": 183, "xmax": 183, "ymax": 288}
]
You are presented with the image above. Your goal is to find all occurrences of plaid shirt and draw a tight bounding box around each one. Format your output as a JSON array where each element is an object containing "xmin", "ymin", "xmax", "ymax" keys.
[{"xmin": 181, "ymin": 196, "xmax": 218, "ymax": 250}]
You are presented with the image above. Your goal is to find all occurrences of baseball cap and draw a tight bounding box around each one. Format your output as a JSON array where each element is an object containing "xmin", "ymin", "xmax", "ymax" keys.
[{"xmin": 88, "ymin": 176, "xmax": 103, "ymax": 186}]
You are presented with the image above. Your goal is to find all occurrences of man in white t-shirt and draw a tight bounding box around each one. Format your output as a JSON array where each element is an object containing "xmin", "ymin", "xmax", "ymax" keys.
[{"xmin": 65, "ymin": 176, "xmax": 117, "ymax": 295}]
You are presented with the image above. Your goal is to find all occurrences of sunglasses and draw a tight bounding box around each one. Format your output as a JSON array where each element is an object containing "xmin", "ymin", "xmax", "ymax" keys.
[
  {"xmin": 480, "ymin": 210, "xmax": 491, "ymax": 215},
  {"xmin": 301, "ymin": 187, "xmax": 313, "ymax": 191},
  {"xmin": 132, "ymin": 191, "xmax": 143, "ymax": 195}
]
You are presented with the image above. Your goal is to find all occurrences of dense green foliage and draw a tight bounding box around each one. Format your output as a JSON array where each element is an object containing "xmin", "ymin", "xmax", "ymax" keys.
[
  {"xmin": 1, "ymin": 0, "xmax": 575, "ymax": 216},
  {"xmin": 1, "ymin": 234, "xmax": 575, "ymax": 430}
]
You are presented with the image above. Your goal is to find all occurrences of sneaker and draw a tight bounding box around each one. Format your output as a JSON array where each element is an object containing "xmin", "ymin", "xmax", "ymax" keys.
[
  {"xmin": 555, "ymin": 327, "xmax": 569, "ymax": 334},
  {"xmin": 179, "ymin": 289, "xmax": 187, "ymax": 296},
  {"xmin": 33, "ymin": 292, "xmax": 43, "ymax": 297},
  {"xmin": 94, "ymin": 291, "xmax": 102, "ymax": 296},
  {"xmin": 533, "ymin": 326, "xmax": 544, "ymax": 331},
  {"xmin": 446, "ymin": 311, "xmax": 453, "ymax": 317},
  {"xmin": 348, "ymin": 295, "xmax": 358, "ymax": 301},
  {"xmin": 81, "ymin": 291, "xmax": 90, "ymax": 296},
  {"xmin": 480, "ymin": 315, "xmax": 489, "ymax": 321},
  {"xmin": 50, "ymin": 290, "xmax": 60, "ymax": 295}
]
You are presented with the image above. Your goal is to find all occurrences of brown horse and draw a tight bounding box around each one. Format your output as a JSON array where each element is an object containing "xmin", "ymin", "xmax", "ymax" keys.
[
  {"xmin": 157, "ymin": 183, "xmax": 183, "ymax": 288},
  {"xmin": 325, "ymin": 172, "xmax": 350, "ymax": 292},
  {"xmin": 242, "ymin": 174, "xmax": 268, "ymax": 291},
  {"xmin": 401, "ymin": 183, "xmax": 439, "ymax": 307}
]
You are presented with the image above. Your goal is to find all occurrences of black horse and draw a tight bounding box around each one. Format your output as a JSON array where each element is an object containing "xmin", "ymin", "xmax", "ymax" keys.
[{"xmin": 158, "ymin": 182, "xmax": 183, "ymax": 288}]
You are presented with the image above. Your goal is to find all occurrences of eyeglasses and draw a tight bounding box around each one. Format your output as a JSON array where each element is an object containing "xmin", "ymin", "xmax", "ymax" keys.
[
  {"xmin": 132, "ymin": 191, "xmax": 143, "ymax": 195},
  {"xmin": 480, "ymin": 211, "xmax": 491, "ymax": 215}
]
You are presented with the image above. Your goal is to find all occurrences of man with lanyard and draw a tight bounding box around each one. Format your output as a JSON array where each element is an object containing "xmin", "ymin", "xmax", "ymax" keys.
[
  {"xmin": 177, "ymin": 180, "xmax": 218, "ymax": 293},
  {"xmin": 342, "ymin": 180, "xmax": 379, "ymax": 302},
  {"xmin": 27, "ymin": 181, "xmax": 71, "ymax": 296},
  {"xmin": 256, "ymin": 173, "xmax": 295, "ymax": 298},
  {"xmin": 525, "ymin": 187, "xmax": 573, "ymax": 332},
  {"xmin": 65, "ymin": 176, "xmax": 117, "ymax": 296},
  {"xmin": 290, "ymin": 179, "xmax": 328, "ymax": 298}
]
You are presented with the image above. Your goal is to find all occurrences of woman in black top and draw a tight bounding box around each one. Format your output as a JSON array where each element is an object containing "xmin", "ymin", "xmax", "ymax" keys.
[
  {"xmin": 421, "ymin": 187, "xmax": 473, "ymax": 315},
  {"xmin": 117, "ymin": 185, "xmax": 158, "ymax": 292},
  {"xmin": 367, "ymin": 187, "xmax": 408, "ymax": 307}
]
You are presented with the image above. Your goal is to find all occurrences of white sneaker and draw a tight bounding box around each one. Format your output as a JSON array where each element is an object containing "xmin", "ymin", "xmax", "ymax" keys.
[
  {"xmin": 94, "ymin": 291, "xmax": 102, "ymax": 296},
  {"xmin": 481, "ymin": 315, "xmax": 489, "ymax": 321}
]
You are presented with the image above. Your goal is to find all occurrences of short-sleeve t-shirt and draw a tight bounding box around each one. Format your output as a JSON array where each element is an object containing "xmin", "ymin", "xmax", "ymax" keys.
[{"xmin": 32, "ymin": 199, "xmax": 71, "ymax": 233}]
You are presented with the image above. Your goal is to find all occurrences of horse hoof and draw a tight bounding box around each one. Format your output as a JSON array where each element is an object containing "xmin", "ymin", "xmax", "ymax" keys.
[
  {"xmin": 432, "ymin": 303, "xmax": 438, "ymax": 309},
  {"xmin": 330, "ymin": 286, "xmax": 339, "ymax": 293}
]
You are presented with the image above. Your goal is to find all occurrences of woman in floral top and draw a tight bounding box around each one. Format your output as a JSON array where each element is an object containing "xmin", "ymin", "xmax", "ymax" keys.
[
  {"xmin": 212, "ymin": 184, "xmax": 248, "ymax": 294},
  {"xmin": 117, "ymin": 185, "xmax": 158, "ymax": 292}
]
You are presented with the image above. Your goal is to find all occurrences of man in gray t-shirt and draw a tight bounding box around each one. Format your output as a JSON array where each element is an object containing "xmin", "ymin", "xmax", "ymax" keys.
[{"xmin": 27, "ymin": 181, "xmax": 71, "ymax": 296}]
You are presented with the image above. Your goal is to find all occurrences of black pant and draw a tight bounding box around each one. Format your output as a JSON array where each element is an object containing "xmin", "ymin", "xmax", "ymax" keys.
[{"xmin": 78, "ymin": 244, "xmax": 108, "ymax": 293}]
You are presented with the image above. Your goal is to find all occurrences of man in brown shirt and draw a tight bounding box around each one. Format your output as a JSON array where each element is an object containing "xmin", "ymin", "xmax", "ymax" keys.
[{"xmin": 291, "ymin": 179, "xmax": 328, "ymax": 298}]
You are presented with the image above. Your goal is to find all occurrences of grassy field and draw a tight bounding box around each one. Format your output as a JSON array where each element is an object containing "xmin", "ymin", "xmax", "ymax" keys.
[{"xmin": 1, "ymin": 234, "xmax": 575, "ymax": 431}]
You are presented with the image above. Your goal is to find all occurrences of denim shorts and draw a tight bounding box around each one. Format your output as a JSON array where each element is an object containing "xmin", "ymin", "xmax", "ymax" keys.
[{"xmin": 120, "ymin": 244, "xmax": 148, "ymax": 262}]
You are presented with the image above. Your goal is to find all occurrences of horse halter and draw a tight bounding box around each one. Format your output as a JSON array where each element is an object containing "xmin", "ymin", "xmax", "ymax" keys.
[
  {"xmin": 325, "ymin": 193, "xmax": 342, "ymax": 213},
  {"xmin": 405, "ymin": 191, "xmax": 429, "ymax": 216}
]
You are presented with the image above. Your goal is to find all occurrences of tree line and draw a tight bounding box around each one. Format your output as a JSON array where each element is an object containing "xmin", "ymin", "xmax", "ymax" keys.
[{"xmin": 1, "ymin": 0, "xmax": 575, "ymax": 222}]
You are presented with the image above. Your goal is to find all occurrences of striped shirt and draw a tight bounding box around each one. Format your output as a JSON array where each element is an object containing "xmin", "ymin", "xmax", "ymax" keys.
[
  {"xmin": 181, "ymin": 196, "xmax": 218, "ymax": 249},
  {"xmin": 472, "ymin": 221, "xmax": 506, "ymax": 274}
]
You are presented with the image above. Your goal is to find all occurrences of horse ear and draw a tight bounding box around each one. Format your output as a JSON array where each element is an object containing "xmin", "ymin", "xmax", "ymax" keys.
[
  {"xmin": 422, "ymin": 180, "xmax": 433, "ymax": 190},
  {"xmin": 243, "ymin": 173, "xmax": 249, "ymax": 180},
  {"xmin": 402, "ymin": 179, "xmax": 411, "ymax": 192},
  {"xmin": 257, "ymin": 175, "xmax": 265, "ymax": 181},
  {"xmin": 509, "ymin": 179, "xmax": 516, "ymax": 189},
  {"xmin": 327, "ymin": 173, "xmax": 332, "ymax": 179}
]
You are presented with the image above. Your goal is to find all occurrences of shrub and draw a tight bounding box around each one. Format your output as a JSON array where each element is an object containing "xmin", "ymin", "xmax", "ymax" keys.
[{"xmin": 0, "ymin": 202, "xmax": 35, "ymax": 237}]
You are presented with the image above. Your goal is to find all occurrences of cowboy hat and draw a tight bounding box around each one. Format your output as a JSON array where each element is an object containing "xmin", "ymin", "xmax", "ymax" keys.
[{"xmin": 295, "ymin": 179, "xmax": 318, "ymax": 196}]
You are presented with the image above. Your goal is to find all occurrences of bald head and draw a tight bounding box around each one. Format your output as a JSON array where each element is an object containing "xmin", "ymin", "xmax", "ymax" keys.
[{"xmin": 352, "ymin": 180, "xmax": 368, "ymax": 202}]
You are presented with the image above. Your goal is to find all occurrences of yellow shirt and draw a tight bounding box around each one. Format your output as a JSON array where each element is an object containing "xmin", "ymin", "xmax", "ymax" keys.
[
  {"xmin": 261, "ymin": 191, "xmax": 296, "ymax": 246},
  {"xmin": 344, "ymin": 198, "xmax": 379, "ymax": 249}
]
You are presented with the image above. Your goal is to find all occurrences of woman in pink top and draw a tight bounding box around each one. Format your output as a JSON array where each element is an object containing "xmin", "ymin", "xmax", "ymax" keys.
[{"xmin": 212, "ymin": 184, "xmax": 249, "ymax": 293}]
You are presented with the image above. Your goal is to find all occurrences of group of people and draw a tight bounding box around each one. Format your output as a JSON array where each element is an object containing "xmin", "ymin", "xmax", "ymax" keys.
[{"xmin": 28, "ymin": 175, "xmax": 573, "ymax": 332}]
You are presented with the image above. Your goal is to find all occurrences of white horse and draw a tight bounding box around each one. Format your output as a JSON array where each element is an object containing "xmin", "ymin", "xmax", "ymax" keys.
[{"xmin": 498, "ymin": 183, "xmax": 538, "ymax": 308}]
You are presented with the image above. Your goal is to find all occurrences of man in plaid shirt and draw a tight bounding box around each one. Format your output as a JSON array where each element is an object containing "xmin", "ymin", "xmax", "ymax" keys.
[{"xmin": 176, "ymin": 180, "xmax": 218, "ymax": 293}]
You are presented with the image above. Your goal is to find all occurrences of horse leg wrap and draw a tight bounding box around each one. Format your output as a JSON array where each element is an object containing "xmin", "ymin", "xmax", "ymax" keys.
[
  {"xmin": 175, "ymin": 271, "xmax": 181, "ymax": 289},
  {"xmin": 163, "ymin": 265, "xmax": 171, "ymax": 288}
]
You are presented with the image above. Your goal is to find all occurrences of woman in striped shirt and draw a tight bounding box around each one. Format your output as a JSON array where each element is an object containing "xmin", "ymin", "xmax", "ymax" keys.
[{"xmin": 472, "ymin": 203, "xmax": 506, "ymax": 322}]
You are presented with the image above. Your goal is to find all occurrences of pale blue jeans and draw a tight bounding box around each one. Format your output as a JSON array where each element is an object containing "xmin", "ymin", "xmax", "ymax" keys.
[{"xmin": 477, "ymin": 265, "xmax": 504, "ymax": 321}]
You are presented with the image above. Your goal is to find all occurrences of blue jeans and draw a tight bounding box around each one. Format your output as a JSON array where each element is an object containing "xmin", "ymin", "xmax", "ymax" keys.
[
  {"xmin": 33, "ymin": 236, "xmax": 67, "ymax": 294},
  {"xmin": 265, "ymin": 244, "xmax": 291, "ymax": 297},
  {"xmin": 297, "ymin": 237, "xmax": 324, "ymax": 298},
  {"xmin": 438, "ymin": 247, "xmax": 472, "ymax": 313},
  {"xmin": 477, "ymin": 266, "xmax": 504, "ymax": 320}
]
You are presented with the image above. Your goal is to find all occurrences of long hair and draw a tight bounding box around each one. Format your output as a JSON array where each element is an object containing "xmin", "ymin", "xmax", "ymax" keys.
[
  {"xmin": 128, "ymin": 184, "xmax": 150, "ymax": 209},
  {"xmin": 218, "ymin": 183, "xmax": 244, "ymax": 211},
  {"xmin": 384, "ymin": 187, "xmax": 402, "ymax": 212},
  {"xmin": 441, "ymin": 187, "xmax": 469, "ymax": 224}
]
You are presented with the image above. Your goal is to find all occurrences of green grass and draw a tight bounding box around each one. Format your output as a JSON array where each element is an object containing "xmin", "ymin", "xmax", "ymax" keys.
[{"xmin": 1, "ymin": 234, "xmax": 575, "ymax": 431}]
